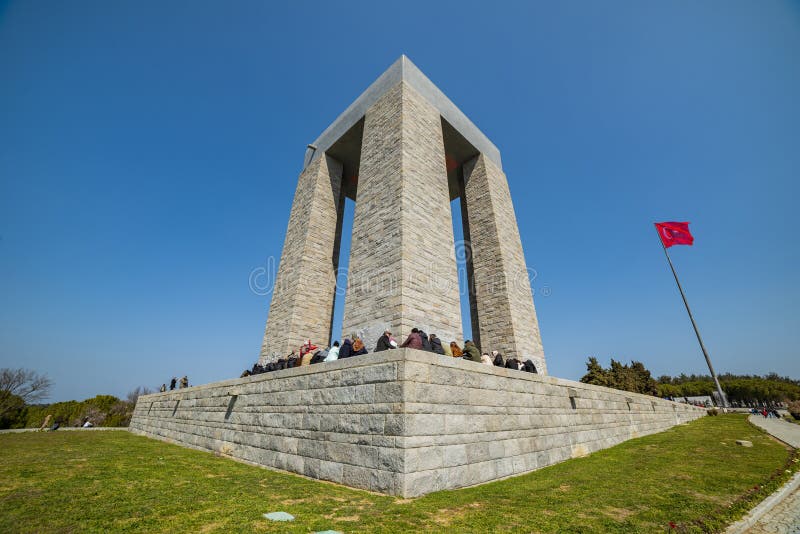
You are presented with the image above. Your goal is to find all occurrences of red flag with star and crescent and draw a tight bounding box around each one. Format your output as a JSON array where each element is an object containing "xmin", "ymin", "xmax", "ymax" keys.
[{"xmin": 655, "ymin": 222, "xmax": 694, "ymax": 248}]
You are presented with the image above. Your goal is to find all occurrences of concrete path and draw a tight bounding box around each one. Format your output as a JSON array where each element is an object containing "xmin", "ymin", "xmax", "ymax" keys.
[
  {"xmin": 748, "ymin": 415, "xmax": 800, "ymax": 447},
  {"xmin": 725, "ymin": 416, "xmax": 800, "ymax": 534}
]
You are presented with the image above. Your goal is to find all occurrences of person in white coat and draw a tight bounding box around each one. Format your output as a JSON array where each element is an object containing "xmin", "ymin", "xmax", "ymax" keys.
[{"xmin": 324, "ymin": 341, "xmax": 340, "ymax": 362}]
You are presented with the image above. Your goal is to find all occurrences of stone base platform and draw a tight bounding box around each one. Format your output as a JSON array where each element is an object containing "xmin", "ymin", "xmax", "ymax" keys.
[{"xmin": 130, "ymin": 349, "xmax": 705, "ymax": 497}]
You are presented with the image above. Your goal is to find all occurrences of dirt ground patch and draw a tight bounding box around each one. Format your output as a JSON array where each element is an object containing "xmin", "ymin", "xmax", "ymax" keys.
[
  {"xmin": 432, "ymin": 502, "xmax": 484, "ymax": 526},
  {"xmin": 603, "ymin": 507, "xmax": 636, "ymax": 520}
]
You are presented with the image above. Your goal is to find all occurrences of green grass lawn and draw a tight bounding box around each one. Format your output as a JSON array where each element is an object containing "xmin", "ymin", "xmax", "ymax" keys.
[{"xmin": 0, "ymin": 415, "xmax": 797, "ymax": 533}]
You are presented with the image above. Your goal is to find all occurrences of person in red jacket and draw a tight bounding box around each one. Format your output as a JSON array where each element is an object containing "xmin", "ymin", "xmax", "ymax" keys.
[{"xmin": 400, "ymin": 328, "xmax": 423, "ymax": 350}]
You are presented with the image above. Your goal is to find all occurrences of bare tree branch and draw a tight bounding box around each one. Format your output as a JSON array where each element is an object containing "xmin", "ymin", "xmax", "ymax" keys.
[
  {"xmin": 126, "ymin": 386, "xmax": 153, "ymax": 405},
  {"xmin": 0, "ymin": 368, "xmax": 53, "ymax": 418}
]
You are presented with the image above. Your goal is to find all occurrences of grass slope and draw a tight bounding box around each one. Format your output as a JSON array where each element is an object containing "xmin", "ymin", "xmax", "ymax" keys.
[{"xmin": 0, "ymin": 415, "xmax": 796, "ymax": 533}]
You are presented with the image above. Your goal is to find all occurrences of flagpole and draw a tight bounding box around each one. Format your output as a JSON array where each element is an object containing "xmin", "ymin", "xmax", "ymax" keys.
[{"xmin": 659, "ymin": 240, "xmax": 727, "ymax": 409}]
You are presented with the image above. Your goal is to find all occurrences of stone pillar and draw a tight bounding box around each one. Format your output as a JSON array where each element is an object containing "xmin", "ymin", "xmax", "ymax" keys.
[
  {"xmin": 342, "ymin": 82, "xmax": 462, "ymax": 352},
  {"xmin": 259, "ymin": 155, "xmax": 343, "ymax": 363},
  {"xmin": 462, "ymin": 154, "xmax": 546, "ymax": 374}
]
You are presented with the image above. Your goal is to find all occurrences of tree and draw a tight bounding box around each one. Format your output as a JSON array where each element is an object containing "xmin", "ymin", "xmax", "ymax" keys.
[
  {"xmin": 581, "ymin": 357, "xmax": 611, "ymax": 387},
  {"xmin": 630, "ymin": 361, "xmax": 658, "ymax": 396},
  {"xmin": 0, "ymin": 393, "xmax": 27, "ymax": 429},
  {"xmin": 580, "ymin": 358, "xmax": 659, "ymax": 396},
  {"xmin": 788, "ymin": 400, "xmax": 800, "ymax": 421},
  {"xmin": 653, "ymin": 373, "xmax": 800, "ymax": 406},
  {"xmin": 0, "ymin": 368, "xmax": 52, "ymax": 420},
  {"xmin": 126, "ymin": 386, "xmax": 153, "ymax": 405}
]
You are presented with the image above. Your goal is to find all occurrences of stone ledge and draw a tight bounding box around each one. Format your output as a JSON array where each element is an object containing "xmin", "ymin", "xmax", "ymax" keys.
[{"xmin": 131, "ymin": 348, "xmax": 705, "ymax": 496}]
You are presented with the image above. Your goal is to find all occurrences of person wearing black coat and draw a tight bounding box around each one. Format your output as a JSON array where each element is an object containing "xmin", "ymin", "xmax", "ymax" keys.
[
  {"xmin": 419, "ymin": 330, "xmax": 433, "ymax": 351},
  {"xmin": 429, "ymin": 334, "xmax": 445, "ymax": 355},
  {"xmin": 523, "ymin": 360, "xmax": 538, "ymax": 373},
  {"xmin": 374, "ymin": 331, "xmax": 394, "ymax": 352},
  {"xmin": 339, "ymin": 338, "xmax": 354, "ymax": 358},
  {"xmin": 492, "ymin": 351, "xmax": 505, "ymax": 367}
]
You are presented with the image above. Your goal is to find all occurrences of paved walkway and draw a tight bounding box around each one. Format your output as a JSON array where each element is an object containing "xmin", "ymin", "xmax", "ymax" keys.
[
  {"xmin": 726, "ymin": 416, "xmax": 800, "ymax": 534},
  {"xmin": 749, "ymin": 415, "xmax": 800, "ymax": 448}
]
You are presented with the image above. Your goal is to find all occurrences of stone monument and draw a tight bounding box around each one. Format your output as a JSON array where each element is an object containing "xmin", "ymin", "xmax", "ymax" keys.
[
  {"xmin": 259, "ymin": 56, "xmax": 545, "ymax": 374},
  {"xmin": 130, "ymin": 57, "xmax": 706, "ymax": 497}
]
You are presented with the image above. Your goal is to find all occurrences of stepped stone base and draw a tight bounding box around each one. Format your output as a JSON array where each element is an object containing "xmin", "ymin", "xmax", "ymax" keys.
[{"xmin": 130, "ymin": 349, "xmax": 705, "ymax": 497}]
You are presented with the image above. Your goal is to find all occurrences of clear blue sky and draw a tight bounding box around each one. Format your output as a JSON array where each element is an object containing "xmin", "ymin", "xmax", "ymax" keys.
[{"xmin": 1, "ymin": 1, "xmax": 798, "ymax": 402}]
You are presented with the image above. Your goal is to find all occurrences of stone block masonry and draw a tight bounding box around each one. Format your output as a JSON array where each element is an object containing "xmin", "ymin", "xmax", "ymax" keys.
[
  {"xmin": 259, "ymin": 155, "xmax": 342, "ymax": 363},
  {"xmin": 463, "ymin": 154, "xmax": 546, "ymax": 374},
  {"xmin": 131, "ymin": 349, "xmax": 705, "ymax": 497},
  {"xmin": 342, "ymin": 82, "xmax": 462, "ymax": 352},
  {"xmin": 260, "ymin": 57, "xmax": 548, "ymax": 369}
]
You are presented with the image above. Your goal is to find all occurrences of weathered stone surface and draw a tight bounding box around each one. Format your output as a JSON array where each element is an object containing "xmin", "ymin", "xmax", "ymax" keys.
[
  {"xmin": 463, "ymin": 154, "xmax": 546, "ymax": 373},
  {"xmin": 341, "ymin": 82, "xmax": 462, "ymax": 352},
  {"xmin": 259, "ymin": 59, "xmax": 548, "ymax": 372},
  {"xmin": 259, "ymin": 155, "xmax": 343, "ymax": 363},
  {"xmin": 131, "ymin": 349, "xmax": 705, "ymax": 497}
]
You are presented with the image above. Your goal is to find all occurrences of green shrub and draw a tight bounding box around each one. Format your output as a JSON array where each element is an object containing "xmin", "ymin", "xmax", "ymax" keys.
[
  {"xmin": 788, "ymin": 400, "xmax": 800, "ymax": 421},
  {"xmin": 24, "ymin": 395, "xmax": 134, "ymax": 428}
]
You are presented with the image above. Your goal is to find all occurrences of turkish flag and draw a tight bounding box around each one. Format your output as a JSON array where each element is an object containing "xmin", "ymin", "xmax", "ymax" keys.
[{"xmin": 655, "ymin": 222, "xmax": 694, "ymax": 248}]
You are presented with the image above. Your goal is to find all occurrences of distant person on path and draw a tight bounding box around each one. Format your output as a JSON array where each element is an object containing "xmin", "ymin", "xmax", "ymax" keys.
[
  {"xmin": 159, "ymin": 384, "xmax": 166, "ymax": 392},
  {"xmin": 324, "ymin": 341, "xmax": 340, "ymax": 362},
  {"xmin": 180, "ymin": 376, "xmax": 188, "ymax": 389},
  {"xmin": 38, "ymin": 414, "xmax": 52, "ymax": 432},
  {"xmin": 169, "ymin": 377, "xmax": 177, "ymax": 391},
  {"xmin": 462, "ymin": 340, "xmax": 480, "ymax": 362},
  {"xmin": 449, "ymin": 342, "xmax": 463, "ymax": 357},
  {"xmin": 400, "ymin": 328, "xmax": 423, "ymax": 350},
  {"xmin": 374, "ymin": 330, "xmax": 394, "ymax": 352}
]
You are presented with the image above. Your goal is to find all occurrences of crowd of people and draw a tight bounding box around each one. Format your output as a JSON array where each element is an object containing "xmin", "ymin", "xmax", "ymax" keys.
[
  {"xmin": 159, "ymin": 376, "xmax": 189, "ymax": 392},
  {"xmin": 752, "ymin": 407, "xmax": 782, "ymax": 418},
  {"xmin": 242, "ymin": 328, "xmax": 539, "ymax": 377}
]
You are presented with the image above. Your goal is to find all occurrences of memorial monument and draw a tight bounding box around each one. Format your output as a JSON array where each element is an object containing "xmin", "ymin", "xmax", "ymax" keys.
[
  {"xmin": 130, "ymin": 57, "xmax": 705, "ymax": 497},
  {"xmin": 258, "ymin": 56, "xmax": 545, "ymax": 374}
]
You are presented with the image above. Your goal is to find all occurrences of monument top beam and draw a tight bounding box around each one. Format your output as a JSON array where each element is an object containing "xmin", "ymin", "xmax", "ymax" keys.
[{"xmin": 303, "ymin": 55, "xmax": 502, "ymax": 171}]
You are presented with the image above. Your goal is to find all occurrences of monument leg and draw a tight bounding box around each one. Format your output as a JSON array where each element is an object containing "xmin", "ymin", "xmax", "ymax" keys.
[
  {"xmin": 259, "ymin": 155, "xmax": 343, "ymax": 363},
  {"xmin": 463, "ymin": 154, "xmax": 547, "ymax": 373},
  {"xmin": 342, "ymin": 82, "xmax": 462, "ymax": 351}
]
